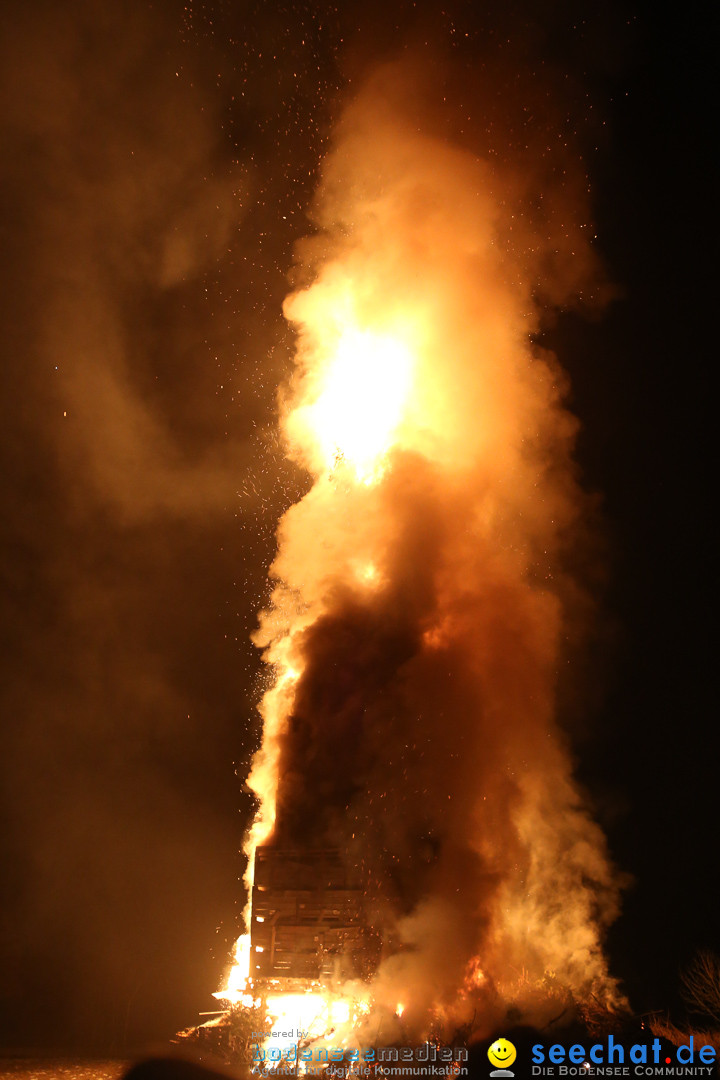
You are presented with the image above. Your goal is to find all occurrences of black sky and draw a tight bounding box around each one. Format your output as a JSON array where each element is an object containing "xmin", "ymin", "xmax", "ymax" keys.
[{"xmin": 0, "ymin": 0, "xmax": 716, "ymax": 1055}]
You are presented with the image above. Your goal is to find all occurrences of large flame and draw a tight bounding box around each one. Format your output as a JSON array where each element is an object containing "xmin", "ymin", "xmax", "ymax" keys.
[
  {"xmin": 220, "ymin": 56, "xmax": 624, "ymax": 1045},
  {"xmin": 285, "ymin": 319, "xmax": 415, "ymax": 483}
]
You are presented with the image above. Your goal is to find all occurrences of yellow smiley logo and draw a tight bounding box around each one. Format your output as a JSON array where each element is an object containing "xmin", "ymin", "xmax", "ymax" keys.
[{"xmin": 488, "ymin": 1038, "xmax": 517, "ymax": 1069}]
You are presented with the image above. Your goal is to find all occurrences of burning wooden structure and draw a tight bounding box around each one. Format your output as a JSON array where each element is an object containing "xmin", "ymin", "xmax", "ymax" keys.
[{"xmin": 249, "ymin": 846, "xmax": 373, "ymax": 981}]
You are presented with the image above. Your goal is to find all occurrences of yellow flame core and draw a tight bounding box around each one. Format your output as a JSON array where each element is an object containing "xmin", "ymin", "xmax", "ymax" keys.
[
  {"xmin": 288, "ymin": 327, "xmax": 414, "ymax": 482},
  {"xmin": 256, "ymin": 990, "xmax": 369, "ymax": 1065},
  {"xmin": 214, "ymin": 933, "xmax": 251, "ymax": 1005}
]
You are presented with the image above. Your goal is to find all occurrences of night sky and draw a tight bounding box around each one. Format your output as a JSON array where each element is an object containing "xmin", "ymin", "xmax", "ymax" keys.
[{"xmin": 0, "ymin": 0, "xmax": 715, "ymax": 1056}]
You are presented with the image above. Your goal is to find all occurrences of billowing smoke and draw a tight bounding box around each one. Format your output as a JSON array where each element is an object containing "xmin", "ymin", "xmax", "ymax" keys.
[
  {"xmin": 244, "ymin": 55, "xmax": 624, "ymax": 1038},
  {"xmin": 0, "ymin": 0, "xmax": 306, "ymax": 1048}
]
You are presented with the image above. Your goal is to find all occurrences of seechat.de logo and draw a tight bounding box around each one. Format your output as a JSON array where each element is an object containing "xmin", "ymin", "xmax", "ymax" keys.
[{"xmin": 488, "ymin": 1038, "xmax": 517, "ymax": 1077}]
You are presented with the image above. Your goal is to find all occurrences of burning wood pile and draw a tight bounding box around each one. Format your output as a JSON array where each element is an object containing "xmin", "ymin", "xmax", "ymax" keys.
[{"xmin": 249, "ymin": 847, "xmax": 374, "ymax": 983}]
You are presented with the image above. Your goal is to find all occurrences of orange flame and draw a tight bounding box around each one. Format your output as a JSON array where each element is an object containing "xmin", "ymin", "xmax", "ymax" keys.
[{"xmin": 220, "ymin": 56, "xmax": 624, "ymax": 1041}]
